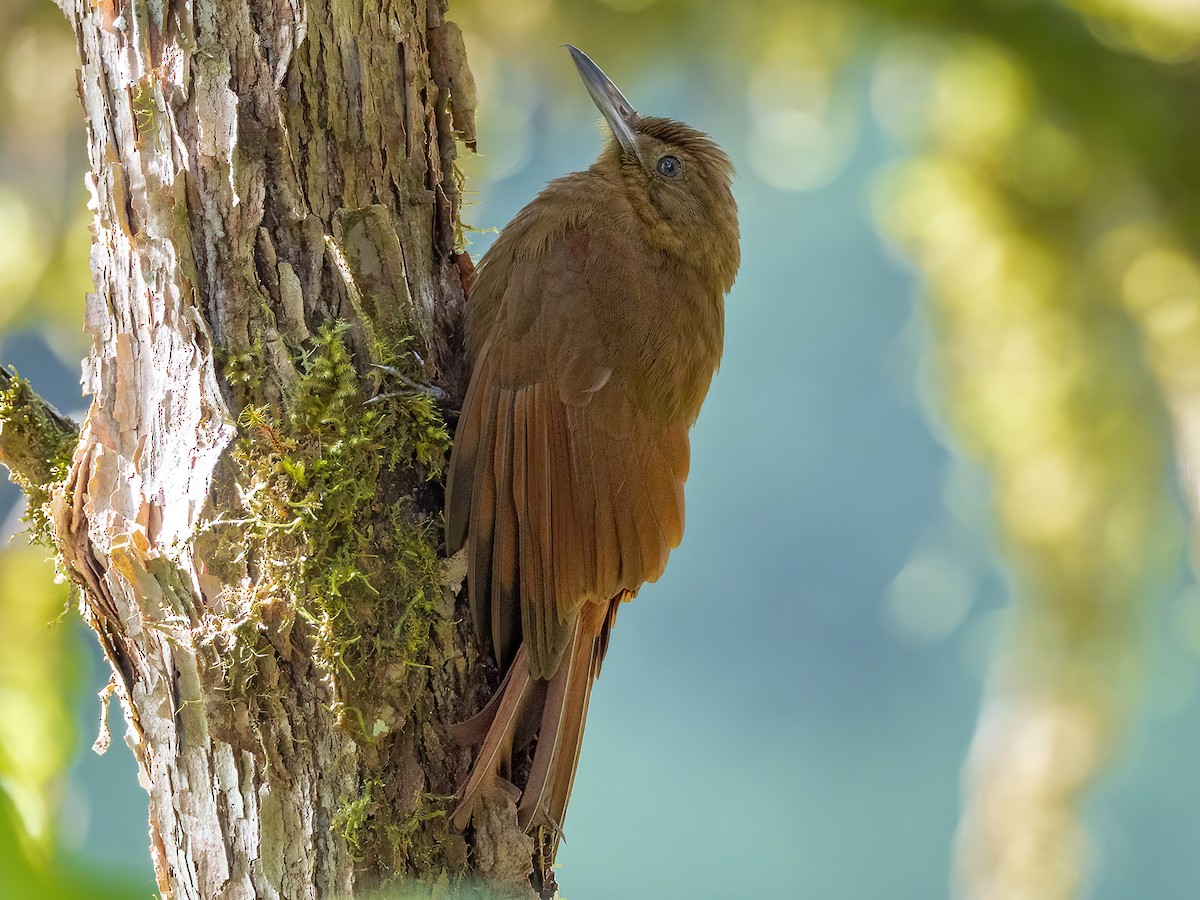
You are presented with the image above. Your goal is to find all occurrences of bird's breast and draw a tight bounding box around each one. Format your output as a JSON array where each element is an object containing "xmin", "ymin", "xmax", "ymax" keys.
[{"xmin": 613, "ymin": 261, "xmax": 725, "ymax": 428}]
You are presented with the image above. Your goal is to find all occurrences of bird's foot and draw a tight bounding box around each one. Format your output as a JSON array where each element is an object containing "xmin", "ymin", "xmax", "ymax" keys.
[{"xmin": 368, "ymin": 360, "xmax": 448, "ymax": 405}]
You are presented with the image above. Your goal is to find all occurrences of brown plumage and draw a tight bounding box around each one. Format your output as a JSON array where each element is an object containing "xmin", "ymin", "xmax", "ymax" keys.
[{"xmin": 446, "ymin": 46, "xmax": 740, "ymax": 871}]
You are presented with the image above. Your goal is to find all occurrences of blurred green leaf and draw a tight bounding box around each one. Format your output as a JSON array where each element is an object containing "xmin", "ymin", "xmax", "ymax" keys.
[{"xmin": 0, "ymin": 544, "xmax": 77, "ymax": 855}]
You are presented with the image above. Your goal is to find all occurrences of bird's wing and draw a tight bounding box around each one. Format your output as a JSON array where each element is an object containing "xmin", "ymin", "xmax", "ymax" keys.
[{"xmin": 445, "ymin": 225, "xmax": 689, "ymax": 680}]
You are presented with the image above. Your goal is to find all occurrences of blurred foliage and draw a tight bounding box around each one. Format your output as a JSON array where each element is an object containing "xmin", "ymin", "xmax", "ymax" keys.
[
  {"xmin": 0, "ymin": 544, "xmax": 146, "ymax": 899},
  {"xmin": 4, "ymin": 0, "xmax": 1200, "ymax": 897},
  {"xmin": 863, "ymin": 7, "xmax": 1200, "ymax": 897},
  {"xmin": 873, "ymin": 34, "xmax": 1175, "ymax": 894},
  {"xmin": 0, "ymin": 545, "xmax": 76, "ymax": 865},
  {"xmin": 0, "ymin": 0, "xmax": 91, "ymax": 361}
]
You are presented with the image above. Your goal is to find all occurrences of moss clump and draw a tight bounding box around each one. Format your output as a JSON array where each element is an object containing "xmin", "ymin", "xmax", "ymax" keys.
[
  {"xmin": 383, "ymin": 793, "xmax": 453, "ymax": 872},
  {"xmin": 231, "ymin": 322, "xmax": 450, "ymax": 691},
  {"xmin": 336, "ymin": 780, "xmax": 452, "ymax": 871},
  {"xmin": 197, "ymin": 607, "xmax": 272, "ymax": 699},
  {"xmin": 223, "ymin": 341, "xmax": 267, "ymax": 396},
  {"xmin": 0, "ymin": 372, "xmax": 77, "ymax": 548},
  {"xmin": 335, "ymin": 776, "xmax": 385, "ymax": 856}
]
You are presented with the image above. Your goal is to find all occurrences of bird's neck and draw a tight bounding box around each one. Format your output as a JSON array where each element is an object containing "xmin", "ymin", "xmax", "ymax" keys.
[{"xmin": 598, "ymin": 169, "xmax": 739, "ymax": 298}]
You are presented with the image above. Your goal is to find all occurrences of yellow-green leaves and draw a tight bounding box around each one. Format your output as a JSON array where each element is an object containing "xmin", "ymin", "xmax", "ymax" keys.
[{"xmin": 0, "ymin": 546, "xmax": 75, "ymax": 875}]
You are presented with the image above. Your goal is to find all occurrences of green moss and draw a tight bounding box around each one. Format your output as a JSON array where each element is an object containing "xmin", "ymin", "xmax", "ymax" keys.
[
  {"xmin": 0, "ymin": 373, "xmax": 76, "ymax": 548},
  {"xmin": 335, "ymin": 776, "xmax": 384, "ymax": 856},
  {"xmin": 383, "ymin": 792, "xmax": 452, "ymax": 872},
  {"xmin": 230, "ymin": 322, "xmax": 450, "ymax": 694},
  {"xmin": 197, "ymin": 607, "xmax": 271, "ymax": 699},
  {"xmin": 336, "ymin": 781, "xmax": 453, "ymax": 875},
  {"xmin": 209, "ymin": 323, "xmax": 455, "ymax": 879},
  {"xmin": 223, "ymin": 341, "xmax": 267, "ymax": 393}
]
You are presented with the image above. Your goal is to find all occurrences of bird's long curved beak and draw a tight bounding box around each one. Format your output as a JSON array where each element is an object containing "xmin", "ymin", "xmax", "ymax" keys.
[{"xmin": 565, "ymin": 45, "xmax": 641, "ymax": 159}]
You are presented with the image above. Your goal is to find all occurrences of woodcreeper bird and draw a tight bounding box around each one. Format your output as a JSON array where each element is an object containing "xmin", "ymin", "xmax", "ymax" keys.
[{"xmin": 446, "ymin": 45, "xmax": 740, "ymax": 873}]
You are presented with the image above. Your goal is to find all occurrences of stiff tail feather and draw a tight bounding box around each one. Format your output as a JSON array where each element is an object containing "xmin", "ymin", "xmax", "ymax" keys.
[{"xmin": 451, "ymin": 596, "xmax": 623, "ymax": 842}]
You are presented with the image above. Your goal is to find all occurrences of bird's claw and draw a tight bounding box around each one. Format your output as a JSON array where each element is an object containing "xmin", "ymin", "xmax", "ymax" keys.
[{"xmin": 369, "ymin": 363, "xmax": 448, "ymax": 404}]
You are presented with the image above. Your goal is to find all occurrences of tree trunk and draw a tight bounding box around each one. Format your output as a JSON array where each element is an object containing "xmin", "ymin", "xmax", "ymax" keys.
[{"xmin": 42, "ymin": 0, "xmax": 535, "ymax": 895}]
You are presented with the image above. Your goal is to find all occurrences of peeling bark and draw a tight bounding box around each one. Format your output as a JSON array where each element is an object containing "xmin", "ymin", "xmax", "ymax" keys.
[{"xmin": 42, "ymin": 0, "xmax": 534, "ymax": 896}]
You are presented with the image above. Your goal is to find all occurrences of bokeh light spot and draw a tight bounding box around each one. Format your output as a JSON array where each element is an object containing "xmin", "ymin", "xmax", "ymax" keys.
[{"xmin": 885, "ymin": 551, "xmax": 975, "ymax": 643}]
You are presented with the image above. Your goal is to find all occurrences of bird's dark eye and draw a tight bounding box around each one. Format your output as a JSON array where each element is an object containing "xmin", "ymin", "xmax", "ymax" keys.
[{"xmin": 656, "ymin": 155, "xmax": 681, "ymax": 178}]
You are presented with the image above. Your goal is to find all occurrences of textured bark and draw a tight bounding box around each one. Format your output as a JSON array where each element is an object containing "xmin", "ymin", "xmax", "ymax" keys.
[{"xmin": 42, "ymin": 0, "xmax": 536, "ymax": 896}]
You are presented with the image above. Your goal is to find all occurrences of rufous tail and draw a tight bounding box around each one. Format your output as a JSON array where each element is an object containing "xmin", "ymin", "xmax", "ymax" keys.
[{"xmin": 451, "ymin": 596, "xmax": 622, "ymax": 843}]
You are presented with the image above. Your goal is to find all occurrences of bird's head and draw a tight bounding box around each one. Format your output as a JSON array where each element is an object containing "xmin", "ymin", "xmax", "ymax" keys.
[{"xmin": 568, "ymin": 45, "xmax": 740, "ymax": 292}]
